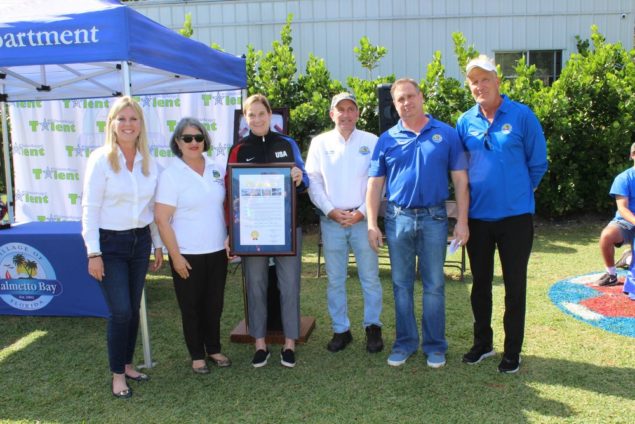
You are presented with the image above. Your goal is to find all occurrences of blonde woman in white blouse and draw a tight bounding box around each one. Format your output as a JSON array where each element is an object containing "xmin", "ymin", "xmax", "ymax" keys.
[{"xmin": 81, "ymin": 96, "xmax": 163, "ymax": 399}]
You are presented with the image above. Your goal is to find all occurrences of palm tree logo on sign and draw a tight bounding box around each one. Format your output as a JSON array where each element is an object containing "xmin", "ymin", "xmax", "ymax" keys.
[{"xmin": 0, "ymin": 242, "xmax": 62, "ymax": 311}]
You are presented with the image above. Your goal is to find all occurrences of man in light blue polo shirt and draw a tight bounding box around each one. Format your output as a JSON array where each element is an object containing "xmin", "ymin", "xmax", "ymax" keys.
[
  {"xmin": 456, "ymin": 55, "xmax": 548, "ymax": 374},
  {"xmin": 366, "ymin": 78, "xmax": 469, "ymax": 368}
]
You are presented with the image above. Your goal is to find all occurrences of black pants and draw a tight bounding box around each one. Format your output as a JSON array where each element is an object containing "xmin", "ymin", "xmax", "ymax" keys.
[
  {"xmin": 466, "ymin": 214, "xmax": 533, "ymax": 357},
  {"xmin": 170, "ymin": 250, "xmax": 228, "ymax": 360}
]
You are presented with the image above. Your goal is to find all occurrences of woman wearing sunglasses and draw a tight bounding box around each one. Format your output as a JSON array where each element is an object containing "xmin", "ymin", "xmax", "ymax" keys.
[
  {"xmin": 226, "ymin": 94, "xmax": 309, "ymax": 368},
  {"xmin": 155, "ymin": 117, "xmax": 232, "ymax": 374},
  {"xmin": 82, "ymin": 96, "xmax": 164, "ymax": 399}
]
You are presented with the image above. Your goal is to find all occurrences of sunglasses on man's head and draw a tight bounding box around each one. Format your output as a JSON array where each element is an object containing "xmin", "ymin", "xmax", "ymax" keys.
[{"xmin": 180, "ymin": 134, "xmax": 205, "ymax": 143}]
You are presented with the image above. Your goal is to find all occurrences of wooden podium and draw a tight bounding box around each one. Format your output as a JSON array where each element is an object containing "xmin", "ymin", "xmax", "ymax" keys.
[
  {"xmin": 230, "ymin": 316, "xmax": 316, "ymax": 344},
  {"xmin": 230, "ymin": 262, "xmax": 315, "ymax": 344}
]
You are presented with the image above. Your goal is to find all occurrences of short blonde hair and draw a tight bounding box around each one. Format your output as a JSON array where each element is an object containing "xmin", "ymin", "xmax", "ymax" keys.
[
  {"xmin": 390, "ymin": 78, "xmax": 421, "ymax": 98},
  {"xmin": 243, "ymin": 94, "xmax": 272, "ymax": 115},
  {"xmin": 104, "ymin": 96, "xmax": 151, "ymax": 176}
]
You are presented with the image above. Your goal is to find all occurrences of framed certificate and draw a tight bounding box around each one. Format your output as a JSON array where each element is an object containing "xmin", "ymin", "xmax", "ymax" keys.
[{"xmin": 228, "ymin": 163, "xmax": 296, "ymax": 256}]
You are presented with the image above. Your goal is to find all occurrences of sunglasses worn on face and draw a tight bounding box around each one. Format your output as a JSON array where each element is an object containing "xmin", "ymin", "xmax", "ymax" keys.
[{"xmin": 180, "ymin": 134, "xmax": 205, "ymax": 143}]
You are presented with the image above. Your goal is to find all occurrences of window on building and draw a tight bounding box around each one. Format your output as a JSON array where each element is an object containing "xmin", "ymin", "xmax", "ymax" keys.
[{"xmin": 495, "ymin": 50, "xmax": 562, "ymax": 85}]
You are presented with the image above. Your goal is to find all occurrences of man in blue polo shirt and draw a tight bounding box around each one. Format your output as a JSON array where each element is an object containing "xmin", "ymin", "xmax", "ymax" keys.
[
  {"xmin": 456, "ymin": 55, "xmax": 548, "ymax": 374},
  {"xmin": 366, "ymin": 78, "xmax": 469, "ymax": 368}
]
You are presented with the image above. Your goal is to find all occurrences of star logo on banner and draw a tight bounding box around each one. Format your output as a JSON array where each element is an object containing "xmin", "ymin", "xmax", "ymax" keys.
[
  {"xmin": 15, "ymin": 191, "xmax": 25, "ymax": 201},
  {"xmin": 72, "ymin": 100, "xmax": 82, "ymax": 108},
  {"xmin": 40, "ymin": 120, "xmax": 51, "ymax": 131},
  {"xmin": 140, "ymin": 97, "xmax": 152, "ymax": 108},
  {"xmin": 214, "ymin": 93, "xmax": 224, "ymax": 105},
  {"xmin": 43, "ymin": 167, "xmax": 54, "ymax": 179},
  {"xmin": 74, "ymin": 145, "xmax": 84, "ymax": 156}
]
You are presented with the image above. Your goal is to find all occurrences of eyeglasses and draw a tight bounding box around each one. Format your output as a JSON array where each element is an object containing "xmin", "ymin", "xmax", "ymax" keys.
[
  {"xmin": 180, "ymin": 134, "xmax": 205, "ymax": 143},
  {"xmin": 483, "ymin": 130, "xmax": 493, "ymax": 151}
]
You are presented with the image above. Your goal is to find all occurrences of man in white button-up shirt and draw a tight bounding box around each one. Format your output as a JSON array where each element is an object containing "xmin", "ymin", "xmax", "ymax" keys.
[{"xmin": 306, "ymin": 92, "xmax": 384, "ymax": 353}]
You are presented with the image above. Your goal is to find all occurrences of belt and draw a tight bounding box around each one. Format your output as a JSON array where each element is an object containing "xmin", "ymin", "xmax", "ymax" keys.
[{"xmin": 100, "ymin": 225, "xmax": 150, "ymax": 235}]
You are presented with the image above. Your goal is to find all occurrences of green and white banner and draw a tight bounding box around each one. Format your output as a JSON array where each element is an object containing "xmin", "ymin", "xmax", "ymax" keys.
[{"xmin": 9, "ymin": 90, "xmax": 242, "ymax": 223}]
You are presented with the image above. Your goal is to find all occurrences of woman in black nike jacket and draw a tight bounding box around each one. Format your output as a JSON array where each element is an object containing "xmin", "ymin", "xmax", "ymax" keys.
[{"xmin": 226, "ymin": 94, "xmax": 308, "ymax": 368}]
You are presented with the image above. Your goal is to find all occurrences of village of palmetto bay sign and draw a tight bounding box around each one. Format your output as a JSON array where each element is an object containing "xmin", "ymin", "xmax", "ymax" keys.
[{"xmin": 0, "ymin": 242, "xmax": 62, "ymax": 311}]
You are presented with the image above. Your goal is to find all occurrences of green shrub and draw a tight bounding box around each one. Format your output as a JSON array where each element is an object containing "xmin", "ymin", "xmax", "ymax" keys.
[
  {"xmin": 231, "ymin": 15, "xmax": 635, "ymax": 219},
  {"xmin": 537, "ymin": 26, "xmax": 635, "ymax": 216}
]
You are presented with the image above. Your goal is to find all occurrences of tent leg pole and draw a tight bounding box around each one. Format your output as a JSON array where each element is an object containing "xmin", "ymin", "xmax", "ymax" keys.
[
  {"xmin": 138, "ymin": 287, "xmax": 155, "ymax": 369},
  {"xmin": 1, "ymin": 100, "xmax": 15, "ymax": 223},
  {"xmin": 122, "ymin": 60, "xmax": 155, "ymax": 369}
]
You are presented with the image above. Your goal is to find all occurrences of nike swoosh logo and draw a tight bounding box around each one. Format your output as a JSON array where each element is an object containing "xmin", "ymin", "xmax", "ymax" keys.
[{"xmin": 245, "ymin": 157, "xmax": 255, "ymax": 162}]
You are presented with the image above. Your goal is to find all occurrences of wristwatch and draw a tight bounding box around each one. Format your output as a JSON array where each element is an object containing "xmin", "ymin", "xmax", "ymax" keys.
[{"xmin": 87, "ymin": 252, "xmax": 102, "ymax": 258}]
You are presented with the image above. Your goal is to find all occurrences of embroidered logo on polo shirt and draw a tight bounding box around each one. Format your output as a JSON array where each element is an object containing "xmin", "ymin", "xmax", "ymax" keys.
[
  {"xmin": 359, "ymin": 146, "xmax": 370, "ymax": 155},
  {"xmin": 502, "ymin": 124, "xmax": 512, "ymax": 134},
  {"xmin": 213, "ymin": 170, "xmax": 221, "ymax": 179},
  {"xmin": 432, "ymin": 134, "xmax": 443, "ymax": 143}
]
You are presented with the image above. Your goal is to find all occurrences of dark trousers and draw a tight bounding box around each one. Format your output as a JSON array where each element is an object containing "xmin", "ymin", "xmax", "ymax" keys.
[
  {"xmin": 466, "ymin": 214, "xmax": 534, "ymax": 357},
  {"xmin": 170, "ymin": 250, "xmax": 228, "ymax": 360},
  {"xmin": 99, "ymin": 226, "xmax": 151, "ymax": 374}
]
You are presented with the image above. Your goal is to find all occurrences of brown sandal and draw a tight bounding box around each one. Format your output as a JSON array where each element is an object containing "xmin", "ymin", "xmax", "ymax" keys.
[{"xmin": 208, "ymin": 354, "xmax": 232, "ymax": 367}]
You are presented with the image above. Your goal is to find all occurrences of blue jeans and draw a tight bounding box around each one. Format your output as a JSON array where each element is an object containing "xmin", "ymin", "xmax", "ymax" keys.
[
  {"xmin": 384, "ymin": 202, "xmax": 448, "ymax": 355},
  {"xmin": 320, "ymin": 216, "xmax": 382, "ymax": 333},
  {"xmin": 98, "ymin": 226, "xmax": 151, "ymax": 374}
]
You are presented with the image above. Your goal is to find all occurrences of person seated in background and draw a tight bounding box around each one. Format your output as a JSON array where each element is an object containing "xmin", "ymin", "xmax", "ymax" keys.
[{"xmin": 594, "ymin": 142, "xmax": 635, "ymax": 287}]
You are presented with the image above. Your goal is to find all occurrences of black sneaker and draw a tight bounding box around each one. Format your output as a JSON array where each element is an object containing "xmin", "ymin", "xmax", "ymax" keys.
[
  {"xmin": 280, "ymin": 349, "xmax": 296, "ymax": 368},
  {"xmin": 326, "ymin": 330, "xmax": 352, "ymax": 352},
  {"xmin": 365, "ymin": 325, "xmax": 384, "ymax": 353},
  {"xmin": 596, "ymin": 273, "xmax": 618, "ymax": 287},
  {"xmin": 251, "ymin": 349, "xmax": 270, "ymax": 368},
  {"xmin": 498, "ymin": 354, "xmax": 521, "ymax": 374},
  {"xmin": 462, "ymin": 345, "xmax": 496, "ymax": 364}
]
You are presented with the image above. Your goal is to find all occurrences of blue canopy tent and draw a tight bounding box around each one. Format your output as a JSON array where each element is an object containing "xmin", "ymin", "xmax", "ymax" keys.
[
  {"xmin": 0, "ymin": 0, "xmax": 247, "ymax": 367},
  {"xmin": 0, "ymin": 0, "xmax": 246, "ymax": 217}
]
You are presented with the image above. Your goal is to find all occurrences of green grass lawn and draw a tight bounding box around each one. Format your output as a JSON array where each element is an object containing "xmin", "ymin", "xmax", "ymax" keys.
[{"xmin": 1, "ymin": 218, "xmax": 634, "ymax": 423}]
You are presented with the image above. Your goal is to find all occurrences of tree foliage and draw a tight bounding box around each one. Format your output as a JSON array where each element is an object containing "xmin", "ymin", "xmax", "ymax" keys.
[
  {"xmin": 178, "ymin": 13, "xmax": 193, "ymax": 38},
  {"xmin": 421, "ymin": 50, "xmax": 472, "ymax": 126},
  {"xmin": 536, "ymin": 26, "xmax": 635, "ymax": 216},
  {"xmin": 353, "ymin": 36, "xmax": 387, "ymax": 79},
  {"xmin": 186, "ymin": 12, "xmax": 635, "ymax": 219}
]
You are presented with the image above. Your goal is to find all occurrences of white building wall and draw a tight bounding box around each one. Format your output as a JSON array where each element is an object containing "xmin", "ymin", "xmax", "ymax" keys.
[{"xmin": 131, "ymin": 0, "xmax": 635, "ymax": 83}]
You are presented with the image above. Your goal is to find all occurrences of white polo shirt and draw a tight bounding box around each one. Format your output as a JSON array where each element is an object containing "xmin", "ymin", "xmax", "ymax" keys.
[
  {"xmin": 155, "ymin": 156, "xmax": 227, "ymax": 254},
  {"xmin": 306, "ymin": 128, "xmax": 378, "ymax": 216}
]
